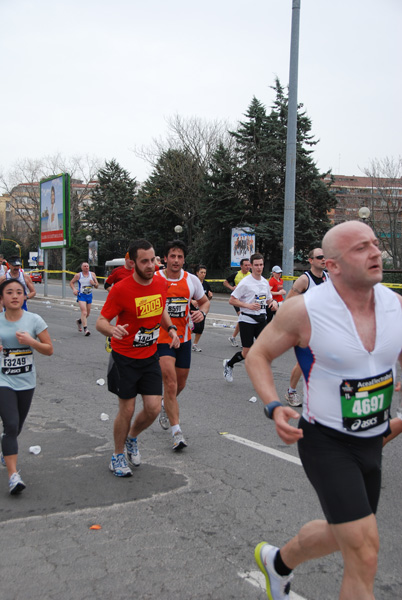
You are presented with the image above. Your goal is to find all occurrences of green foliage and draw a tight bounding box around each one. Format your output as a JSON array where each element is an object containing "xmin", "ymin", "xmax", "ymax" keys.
[
  {"xmin": 84, "ymin": 159, "xmax": 138, "ymax": 263},
  {"xmin": 197, "ymin": 79, "xmax": 336, "ymax": 268}
]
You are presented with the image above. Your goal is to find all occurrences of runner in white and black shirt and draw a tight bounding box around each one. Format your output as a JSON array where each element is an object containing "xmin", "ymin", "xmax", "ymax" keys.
[{"xmin": 223, "ymin": 253, "xmax": 278, "ymax": 382}]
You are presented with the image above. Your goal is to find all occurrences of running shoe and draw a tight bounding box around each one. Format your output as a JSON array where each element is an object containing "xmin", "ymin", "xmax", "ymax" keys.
[
  {"xmin": 228, "ymin": 336, "xmax": 239, "ymax": 347},
  {"xmin": 84, "ymin": 329, "xmax": 91, "ymax": 337},
  {"xmin": 125, "ymin": 436, "xmax": 141, "ymax": 467},
  {"xmin": 223, "ymin": 359, "xmax": 233, "ymax": 383},
  {"xmin": 285, "ymin": 390, "xmax": 302, "ymax": 407},
  {"xmin": 172, "ymin": 431, "xmax": 188, "ymax": 451},
  {"xmin": 159, "ymin": 403, "xmax": 170, "ymax": 430},
  {"xmin": 76, "ymin": 319, "xmax": 82, "ymax": 332},
  {"xmin": 192, "ymin": 344, "xmax": 202, "ymax": 352},
  {"xmin": 109, "ymin": 453, "xmax": 132, "ymax": 477},
  {"xmin": 254, "ymin": 542, "xmax": 293, "ymax": 600},
  {"xmin": 9, "ymin": 472, "xmax": 26, "ymax": 495}
]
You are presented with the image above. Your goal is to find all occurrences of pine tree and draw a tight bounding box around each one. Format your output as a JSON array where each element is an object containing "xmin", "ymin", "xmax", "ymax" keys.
[
  {"xmin": 201, "ymin": 80, "xmax": 336, "ymax": 267},
  {"xmin": 84, "ymin": 159, "xmax": 138, "ymax": 261}
]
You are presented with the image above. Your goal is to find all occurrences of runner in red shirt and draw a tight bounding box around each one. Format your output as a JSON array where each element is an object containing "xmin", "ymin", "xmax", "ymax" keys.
[
  {"xmin": 104, "ymin": 253, "xmax": 134, "ymax": 291},
  {"xmin": 268, "ymin": 266, "xmax": 286, "ymax": 304},
  {"xmin": 96, "ymin": 239, "xmax": 180, "ymax": 477}
]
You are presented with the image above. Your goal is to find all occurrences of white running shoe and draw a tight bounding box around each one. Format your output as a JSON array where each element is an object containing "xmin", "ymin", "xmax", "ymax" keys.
[
  {"xmin": 223, "ymin": 359, "xmax": 233, "ymax": 382},
  {"xmin": 228, "ymin": 336, "xmax": 239, "ymax": 347},
  {"xmin": 254, "ymin": 542, "xmax": 293, "ymax": 599},
  {"xmin": 192, "ymin": 344, "xmax": 202, "ymax": 352},
  {"xmin": 285, "ymin": 390, "xmax": 302, "ymax": 407},
  {"xmin": 109, "ymin": 453, "xmax": 132, "ymax": 477},
  {"xmin": 159, "ymin": 403, "xmax": 170, "ymax": 430},
  {"xmin": 172, "ymin": 431, "xmax": 188, "ymax": 451},
  {"xmin": 9, "ymin": 472, "xmax": 26, "ymax": 495},
  {"xmin": 125, "ymin": 437, "xmax": 141, "ymax": 467}
]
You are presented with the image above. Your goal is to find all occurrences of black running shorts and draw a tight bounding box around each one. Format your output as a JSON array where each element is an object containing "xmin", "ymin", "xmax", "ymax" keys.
[
  {"xmin": 297, "ymin": 417, "xmax": 383, "ymax": 524},
  {"xmin": 239, "ymin": 320, "xmax": 267, "ymax": 349},
  {"xmin": 107, "ymin": 351, "xmax": 162, "ymax": 399}
]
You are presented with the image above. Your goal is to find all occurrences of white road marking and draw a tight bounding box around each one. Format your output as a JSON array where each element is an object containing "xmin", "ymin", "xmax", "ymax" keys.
[
  {"xmin": 221, "ymin": 432, "xmax": 302, "ymax": 466},
  {"xmin": 238, "ymin": 570, "xmax": 307, "ymax": 599}
]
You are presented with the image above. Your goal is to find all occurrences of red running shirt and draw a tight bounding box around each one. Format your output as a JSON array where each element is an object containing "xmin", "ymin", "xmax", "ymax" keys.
[{"xmin": 101, "ymin": 275, "xmax": 168, "ymax": 359}]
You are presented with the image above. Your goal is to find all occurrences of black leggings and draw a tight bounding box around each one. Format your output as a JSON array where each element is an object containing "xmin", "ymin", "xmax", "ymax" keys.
[{"xmin": 0, "ymin": 387, "xmax": 35, "ymax": 456}]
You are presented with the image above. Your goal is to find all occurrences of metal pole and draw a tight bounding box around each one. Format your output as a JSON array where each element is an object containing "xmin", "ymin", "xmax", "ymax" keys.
[
  {"xmin": 282, "ymin": 0, "xmax": 301, "ymax": 290},
  {"xmin": 44, "ymin": 249, "xmax": 48, "ymax": 297},
  {"xmin": 62, "ymin": 248, "xmax": 66, "ymax": 298}
]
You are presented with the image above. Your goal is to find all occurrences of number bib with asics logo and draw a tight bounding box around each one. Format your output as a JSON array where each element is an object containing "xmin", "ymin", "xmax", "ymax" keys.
[
  {"xmin": 2, "ymin": 347, "xmax": 33, "ymax": 375},
  {"xmin": 167, "ymin": 297, "xmax": 187, "ymax": 318},
  {"xmin": 340, "ymin": 369, "xmax": 393, "ymax": 432},
  {"xmin": 133, "ymin": 325, "xmax": 160, "ymax": 348},
  {"xmin": 83, "ymin": 286, "xmax": 92, "ymax": 295}
]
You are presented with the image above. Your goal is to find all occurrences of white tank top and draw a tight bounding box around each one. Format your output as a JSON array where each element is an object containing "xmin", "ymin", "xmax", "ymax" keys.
[
  {"xmin": 6, "ymin": 270, "xmax": 28, "ymax": 295},
  {"xmin": 296, "ymin": 279, "xmax": 402, "ymax": 437},
  {"xmin": 78, "ymin": 272, "xmax": 93, "ymax": 295}
]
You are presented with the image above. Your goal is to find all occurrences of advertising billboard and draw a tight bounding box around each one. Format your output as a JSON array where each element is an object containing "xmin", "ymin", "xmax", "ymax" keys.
[
  {"xmin": 40, "ymin": 173, "xmax": 70, "ymax": 249},
  {"xmin": 230, "ymin": 227, "xmax": 255, "ymax": 267}
]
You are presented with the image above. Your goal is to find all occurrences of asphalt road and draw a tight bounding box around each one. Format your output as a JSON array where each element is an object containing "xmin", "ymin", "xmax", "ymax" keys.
[{"xmin": 0, "ymin": 296, "xmax": 401, "ymax": 599}]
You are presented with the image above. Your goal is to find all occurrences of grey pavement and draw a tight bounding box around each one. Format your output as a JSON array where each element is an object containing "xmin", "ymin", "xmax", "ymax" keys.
[{"xmin": 0, "ymin": 297, "xmax": 401, "ymax": 599}]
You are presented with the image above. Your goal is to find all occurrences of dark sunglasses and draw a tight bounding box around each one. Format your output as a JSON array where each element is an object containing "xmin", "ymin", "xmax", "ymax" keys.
[{"xmin": 314, "ymin": 255, "xmax": 325, "ymax": 260}]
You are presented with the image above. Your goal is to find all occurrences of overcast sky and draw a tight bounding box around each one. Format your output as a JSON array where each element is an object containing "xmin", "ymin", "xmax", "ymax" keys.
[{"xmin": 1, "ymin": 0, "xmax": 401, "ymax": 183}]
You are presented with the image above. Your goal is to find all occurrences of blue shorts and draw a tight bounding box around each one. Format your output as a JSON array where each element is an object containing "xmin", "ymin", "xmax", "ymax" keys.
[
  {"xmin": 157, "ymin": 340, "xmax": 192, "ymax": 369},
  {"xmin": 77, "ymin": 293, "xmax": 93, "ymax": 304}
]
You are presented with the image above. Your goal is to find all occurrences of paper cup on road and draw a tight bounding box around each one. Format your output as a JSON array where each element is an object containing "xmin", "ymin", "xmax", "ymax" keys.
[{"xmin": 29, "ymin": 445, "xmax": 41, "ymax": 455}]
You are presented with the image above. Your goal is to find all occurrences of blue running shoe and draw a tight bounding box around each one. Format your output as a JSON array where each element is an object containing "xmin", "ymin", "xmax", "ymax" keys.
[
  {"xmin": 125, "ymin": 437, "xmax": 141, "ymax": 467},
  {"xmin": 109, "ymin": 453, "xmax": 132, "ymax": 477}
]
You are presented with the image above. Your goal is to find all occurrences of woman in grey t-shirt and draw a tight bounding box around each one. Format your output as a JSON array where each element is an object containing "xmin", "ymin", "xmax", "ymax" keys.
[{"xmin": 0, "ymin": 279, "xmax": 53, "ymax": 495}]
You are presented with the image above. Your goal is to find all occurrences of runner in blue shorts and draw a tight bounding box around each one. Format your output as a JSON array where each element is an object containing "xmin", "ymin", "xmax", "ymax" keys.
[{"xmin": 69, "ymin": 262, "xmax": 99, "ymax": 336}]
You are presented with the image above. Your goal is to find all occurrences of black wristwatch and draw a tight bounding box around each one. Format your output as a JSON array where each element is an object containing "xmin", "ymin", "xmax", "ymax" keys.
[
  {"xmin": 264, "ymin": 401, "xmax": 283, "ymax": 420},
  {"xmin": 201, "ymin": 311, "xmax": 206, "ymax": 318},
  {"xmin": 167, "ymin": 325, "xmax": 178, "ymax": 332}
]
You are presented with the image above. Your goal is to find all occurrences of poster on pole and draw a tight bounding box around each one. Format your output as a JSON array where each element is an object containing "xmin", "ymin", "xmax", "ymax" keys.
[
  {"xmin": 230, "ymin": 227, "xmax": 255, "ymax": 267},
  {"xmin": 88, "ymin": 241, "xmax": 98, "ymax": 267},
  {"xmin": 40, "ymin": 173, "xmax": 71, "ymax": 248}
]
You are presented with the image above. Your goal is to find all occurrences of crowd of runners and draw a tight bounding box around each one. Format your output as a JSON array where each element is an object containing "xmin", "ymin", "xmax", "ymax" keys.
[{"xmin": 1, "ymin": 222, "xmax": 402, "ymax": 599}]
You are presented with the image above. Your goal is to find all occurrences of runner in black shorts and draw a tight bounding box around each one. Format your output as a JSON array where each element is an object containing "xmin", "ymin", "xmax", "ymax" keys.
[
  {"xmin": 246, "ymin": 221, "xmax": 402, "ymax": 599},
  {"xmin": 96, "ymin": 239, "xmax": 179, "ymax": 478},
  {"xmin": 223, "ymin": 253, "xmax": 277, "ymax": 383}
]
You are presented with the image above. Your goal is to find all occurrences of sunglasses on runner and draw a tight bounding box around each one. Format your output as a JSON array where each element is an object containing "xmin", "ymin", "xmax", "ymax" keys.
[{"xmin": 314, "ymin": 255, "xmax": 325, "ymax": 260}]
